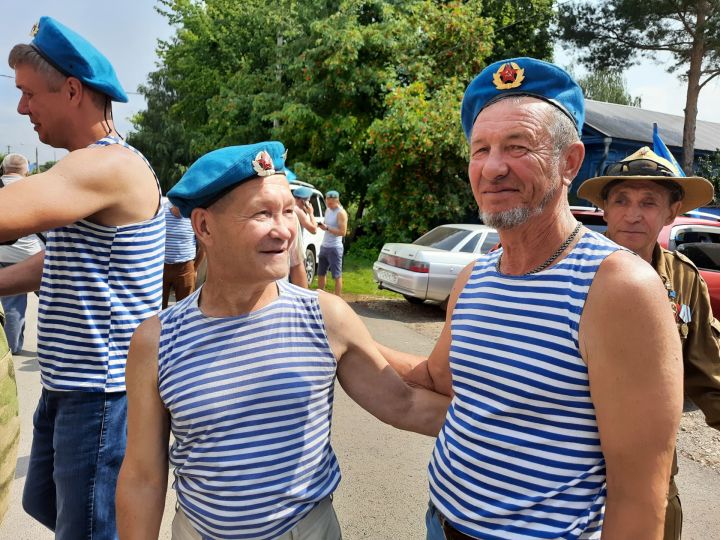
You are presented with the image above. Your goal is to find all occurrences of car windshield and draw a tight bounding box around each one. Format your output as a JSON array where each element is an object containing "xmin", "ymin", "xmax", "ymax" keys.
[
  {"xmin": 676, "ymin": 243, "xmax": 720, "ymax": 272},
  {"xmin": 414, "ymin": 227, "xmax": 471, "ymax": 250}
]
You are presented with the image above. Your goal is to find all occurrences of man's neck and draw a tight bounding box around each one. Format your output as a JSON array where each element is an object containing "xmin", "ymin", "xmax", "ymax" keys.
[
  {"xmin": 497, "ymin": 207, "xmax": 578, "ymax": 275},
  {"xmin": 198, "ymin": 278, "xmax": 279, "ymax": 318}
]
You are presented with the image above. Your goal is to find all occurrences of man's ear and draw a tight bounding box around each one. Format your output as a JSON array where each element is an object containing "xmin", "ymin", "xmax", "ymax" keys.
[
  {"xmin": 65, "ymin": 77, "xmax": 83, "ymax": 106},
  {"xmin": 191, "ymin": 208, "xmax": 213, "ymax": 246},
  {"xmin": 560, "ymin": 140, "xmax": 586, "ymax": 187},
  {"xmin": 666, "ymin": 200, "xmax": 682, "ymax": 225}
]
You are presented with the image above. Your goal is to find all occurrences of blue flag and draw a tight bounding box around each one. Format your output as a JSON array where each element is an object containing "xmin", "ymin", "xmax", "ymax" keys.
[{"xmin": 652, "ymin": 123, "xmax": 685, "ymax": 177}]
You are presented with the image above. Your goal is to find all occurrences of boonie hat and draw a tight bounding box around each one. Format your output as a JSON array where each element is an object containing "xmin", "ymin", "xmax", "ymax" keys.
[
  {"xmin": 168, "ymin": 141, "xmax": 288, "ymax": 218},
  {"xmin": 326, "ymin": 190, "xmax": 339, "ymax": 199},
  {"xmin": 30, "ymin": 16, "xmax": 128, "ymax": 102},
  {"xmin": 461, "ymin": 57, "xmax": 584, "ymax": 139},
  {"xmin": 578, "ymin": 146, "xmax": 714, "ymax": 214},
  {"xmin": 293, "ymin": 186, "xmax": 313, "ymax": 200}
]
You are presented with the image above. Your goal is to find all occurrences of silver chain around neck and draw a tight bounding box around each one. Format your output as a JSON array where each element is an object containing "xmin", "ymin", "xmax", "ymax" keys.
[{"xmin": 496, "ymin": 222, "xmax": 583, "ymax": 275}]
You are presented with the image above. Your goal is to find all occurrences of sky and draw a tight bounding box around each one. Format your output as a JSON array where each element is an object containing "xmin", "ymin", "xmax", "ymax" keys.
[{"xmin": 1, "ymin": 1, "xmax": 718, "ymax": 166}]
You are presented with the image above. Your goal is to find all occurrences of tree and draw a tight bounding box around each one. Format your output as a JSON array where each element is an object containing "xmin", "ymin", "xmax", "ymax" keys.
[
  {"xmin": 131, "ymin": 0, "xmax": 555, "ymax": 246},
  {"xmin": 576, "ymin": 69, "xmax": 642, "ymax": 107},
  {"xmin": 557, "ymin": 0, "xmax": 720, "ymax": 174}
]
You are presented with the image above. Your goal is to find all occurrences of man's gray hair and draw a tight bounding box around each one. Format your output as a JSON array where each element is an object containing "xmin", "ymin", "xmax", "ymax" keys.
[
  {"xmin": 8, "ymin": 44, "xmax": 66, "ymax": 91},
  {"xmin": 546, "ymin": 104, "xmax": 580, "ymax": 158},
  {"xmin": 2, "ymin": 153, "xmax": 29, "ymax": 175}
]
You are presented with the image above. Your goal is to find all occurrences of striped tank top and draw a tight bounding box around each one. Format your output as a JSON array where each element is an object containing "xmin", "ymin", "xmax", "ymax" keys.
[
  {"xmin": 163, "ymin": 202, "xmax": 196, "ymax": 264},
  {"xmin": 157, "ymin": 280, "xmax": 341, "ymax": 540},
  {"xmin": 37, "ymin": 137, "xmax": 164, "ymax": 392},
  {"xmin": 429, "ymin": 230, "xmax": 620, "ymax": 540}
]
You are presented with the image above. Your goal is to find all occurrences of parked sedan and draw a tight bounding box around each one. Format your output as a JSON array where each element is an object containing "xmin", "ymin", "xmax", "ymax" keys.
[{"xmin": 373, "ymin": 224, "xmax": 499, "ymax": 307}]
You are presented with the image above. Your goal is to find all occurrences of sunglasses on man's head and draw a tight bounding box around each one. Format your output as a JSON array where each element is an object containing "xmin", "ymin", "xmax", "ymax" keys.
[{"xmin": 604, "ymin": 158, "xmax": 677, "ymax": 177}]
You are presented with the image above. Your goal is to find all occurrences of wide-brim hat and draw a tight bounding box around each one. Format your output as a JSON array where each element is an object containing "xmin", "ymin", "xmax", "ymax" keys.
[
  {"xmin": 168, "ymin": 142, "xmax": 288, "ymax": 218},
  {"xmin": 30, "ymin": 16, "xmax": 128, "ymax": 103},
  {"xmin": 578, "ymin": 147, "xmax": 714, "ymax": 214}
]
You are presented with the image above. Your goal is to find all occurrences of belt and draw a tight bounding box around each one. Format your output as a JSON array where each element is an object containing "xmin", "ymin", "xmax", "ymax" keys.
[{"xmin": 438, "ymin": 512, "xmax": 477, "ymax": 540}]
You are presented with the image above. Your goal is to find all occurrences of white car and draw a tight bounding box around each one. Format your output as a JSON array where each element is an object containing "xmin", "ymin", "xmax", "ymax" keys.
[
  {"xmin": 289, "ymin": 181, "xmax": 326, "ymax": 283},
  {"xmin": 373, "ymin": 224, "xmax": 499, "ymax": 307}
]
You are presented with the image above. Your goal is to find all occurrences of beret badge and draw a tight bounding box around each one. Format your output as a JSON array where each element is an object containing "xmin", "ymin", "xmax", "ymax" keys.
[
  {"xmin": 493, "ymin": 62, "xmax": 525, "ymax": 90},
  {"xmin": 252, "ymin": 150, "xmax": 275, "ymax": 176},
  {"xmin": 30, "ymin": 21, "xmax": 40, "ymax": 37}
]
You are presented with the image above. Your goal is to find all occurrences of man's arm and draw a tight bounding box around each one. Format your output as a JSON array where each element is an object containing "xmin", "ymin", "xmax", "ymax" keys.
[
  {"xmin": 320, "ymin": 292, "xmax": 450, "ymax": 436},
  {"xmin": 681, "ymin": 269, "xmax": 720, "ymax": 430},
  {"xmin": 334, "ymin": 209, "xmax": 348, "ymax": 237},
  {"xmin": 581, "ymin": 251, "xmax": 683, "ymax": 539},
  {"xmin": 295, "ymin": 205, "xmax": 317, "ymax": 234},
  {"xmin": 116, "ymin": 316, "xmax": 170, "ymax": 539},
  {"xmin": 0, "ymin": 251, "xmax": 44, "ymax": 295},
  {"xmin": 0, "ymin": 145, "xmax": 156, "ymax": 242},
  {"xmin": 377, "ymin": 262, "xmax": 475, "ymax": 395}
]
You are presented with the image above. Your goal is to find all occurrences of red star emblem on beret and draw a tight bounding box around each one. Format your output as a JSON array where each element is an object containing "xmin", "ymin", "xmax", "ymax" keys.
[{"xmin": 499, "ymin": 64, "xmax": 518, "ymax": 84}]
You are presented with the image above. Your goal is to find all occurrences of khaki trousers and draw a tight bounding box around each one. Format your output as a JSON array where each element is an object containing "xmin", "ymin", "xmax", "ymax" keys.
[{"xmin": 172, "ymin": 497, "xmax": 342, "ymax": 540}]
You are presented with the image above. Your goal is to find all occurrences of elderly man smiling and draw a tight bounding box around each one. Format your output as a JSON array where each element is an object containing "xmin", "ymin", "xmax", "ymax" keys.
[{"xmin": 115, "ymin": 142, "xmax": 450, "ymax": 540}]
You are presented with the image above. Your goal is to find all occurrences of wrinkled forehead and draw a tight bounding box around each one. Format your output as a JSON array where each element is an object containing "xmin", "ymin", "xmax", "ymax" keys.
[
  {"xmin": 606, "ymin": 179, "xmax": 674, "ymax": 200},
  {"xmin": 471, "ymin": 96, "xmax": 554, "ymax": 139}
]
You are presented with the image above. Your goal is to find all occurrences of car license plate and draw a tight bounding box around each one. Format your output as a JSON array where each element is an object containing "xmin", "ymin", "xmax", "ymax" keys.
[{"xmin": 377, "ymin": 269, "xmax": 399, "ymax": 284}]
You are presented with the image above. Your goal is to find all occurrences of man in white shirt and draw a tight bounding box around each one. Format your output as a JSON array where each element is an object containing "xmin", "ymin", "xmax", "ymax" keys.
[{"xmin": 0, "ymin": 153, "xmax": 43, "ymax": 354}]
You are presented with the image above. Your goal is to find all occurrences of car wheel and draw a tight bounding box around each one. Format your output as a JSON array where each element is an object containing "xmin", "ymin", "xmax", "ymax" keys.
[
  {"xmin": 403, "ymin": 295, "xmax": 425, "ymax": 305},
  {"xmin": 305, "ymin": 247, "xmax": 316, "ymax": 284}
]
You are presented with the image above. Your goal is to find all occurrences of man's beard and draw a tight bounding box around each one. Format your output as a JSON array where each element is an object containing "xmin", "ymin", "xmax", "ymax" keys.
[{"xmin": 479, "ymin": 177, "xmax": 561, "ymax": 230}]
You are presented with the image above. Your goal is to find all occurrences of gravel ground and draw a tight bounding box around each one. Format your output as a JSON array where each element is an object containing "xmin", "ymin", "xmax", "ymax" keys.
[{"xmin": 346, "ymin": 294, "xmax": 720, "ymax": 472}]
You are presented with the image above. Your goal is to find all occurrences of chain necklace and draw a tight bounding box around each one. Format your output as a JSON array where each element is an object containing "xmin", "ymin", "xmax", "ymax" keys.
[{"xmin": 496, "ymin": 222, "xmax": 583, "ymax": 275}]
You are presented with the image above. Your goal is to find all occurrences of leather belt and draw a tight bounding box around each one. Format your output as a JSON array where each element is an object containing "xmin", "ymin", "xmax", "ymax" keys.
[{"xmin": 438, "ymin": 513, "xmax": 477, "ymax": 540}]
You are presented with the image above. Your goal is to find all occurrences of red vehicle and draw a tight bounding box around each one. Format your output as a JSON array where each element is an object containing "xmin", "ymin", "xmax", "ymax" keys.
[{"xmin": 572, "ymin": 207, "xmax": 720, "ymax": 315}]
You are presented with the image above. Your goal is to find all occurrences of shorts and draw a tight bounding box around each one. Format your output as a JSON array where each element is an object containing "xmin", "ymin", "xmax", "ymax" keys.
[{"xmin": 318, "ymin": 245, "xmax": 344, "ymax": 278}]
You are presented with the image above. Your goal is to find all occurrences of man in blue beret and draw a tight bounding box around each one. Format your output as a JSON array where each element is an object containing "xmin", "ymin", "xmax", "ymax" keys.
[
  {"xmin": 317, "ymin": 190, "xmax": 348, "ymax": 295},
  {"xmin": 380, "ymin": 57, "xmax": 682, "ymax": 539},
  {"xmin": 116, "ymin": 142, "xmax": 450, "ymax": 540},
  {"xmin": 1, "ymin": 16, "xmax": 164, "ymax": 539},
  {"xmin": 288, "ymin": 185, "xmax": 318, "ymax": 287}
]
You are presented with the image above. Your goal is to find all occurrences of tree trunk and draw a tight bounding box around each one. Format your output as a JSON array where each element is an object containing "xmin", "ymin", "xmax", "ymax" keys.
[{"xmin": 682, "ymin": 2, "xmax": 707, "ymax": 174}]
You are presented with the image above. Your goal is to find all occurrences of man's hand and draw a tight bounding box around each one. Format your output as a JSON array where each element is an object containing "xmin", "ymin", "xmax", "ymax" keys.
[{"xmin": 319, "ymin": 292, "xmax": 450, "ymax": 436}]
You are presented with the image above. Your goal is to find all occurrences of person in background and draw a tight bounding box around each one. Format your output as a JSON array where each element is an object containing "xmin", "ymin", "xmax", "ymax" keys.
[
  {"xmin": 0, "ymin": 153, "xmax": 44, "ymax": 354},
  {"xmin": 162, "ymin": 196, "xmax": 203, "ymax": 308},
  {"xmin": 0, "ymin": 304, "xmax": 20, "ymax": 526},
  {"xmin": 578, "ymin": 146, "xmax": 720, "ymax": 540},
  {"xmin": 317, "ymin": 190, "xmax": 347, "ymax": 295}
]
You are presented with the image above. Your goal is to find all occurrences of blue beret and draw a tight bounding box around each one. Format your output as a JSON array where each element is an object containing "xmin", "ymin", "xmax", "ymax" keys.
[
  {"xmin": 292, "ymin": 186, "xmax": 313, "ymax": 200},
  {"xmin": 326, "ymin": 190, "xmax": 339, "ymax": 199},
  {"xmin": 461, "ymin": 57, "xmax": 584, "ymax": 139},
  {"xmin": 168, "ymin": 142, "xmax": 288, "ymax": 218},
  {"xmin": 30, "ymin": 16, "xmax": 128, "ymax": 103}
]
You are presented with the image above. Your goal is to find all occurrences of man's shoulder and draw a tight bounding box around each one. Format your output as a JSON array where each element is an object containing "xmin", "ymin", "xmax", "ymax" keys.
[{"xmin": 659, "ymin": 246, "xmax": 701, "ymax": 274}]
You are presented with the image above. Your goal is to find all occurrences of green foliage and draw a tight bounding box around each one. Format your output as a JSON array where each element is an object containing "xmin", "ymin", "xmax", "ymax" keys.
[
  {"xmin": 576, "ymin": 69, "xmax": 641, "ymax": 107},
  {"xmin": 131, "ymin": 0, "xmax": 555, "ymax": 243},
  {"xmin": 697, "ymin": 150, "xmax": 720, "ymax": 204}
]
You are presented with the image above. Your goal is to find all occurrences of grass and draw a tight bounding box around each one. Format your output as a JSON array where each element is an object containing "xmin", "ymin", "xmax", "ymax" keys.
[{"xmin": 310, "ymin": 252, "xmax": 402, "ymax": 297}]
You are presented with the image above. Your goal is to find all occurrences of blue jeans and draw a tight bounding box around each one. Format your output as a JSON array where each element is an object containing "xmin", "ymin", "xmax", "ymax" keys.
[
  {"xmin": 0, "ymin": 293, "xmax": 28, "ymax": 354},
  {"xmin": 426, "ymin": 501, "xmax": 446, "ymax": 540},
  {"xmin": 22, "ymin": 389, "xmax": 127, "ymax": 539}
]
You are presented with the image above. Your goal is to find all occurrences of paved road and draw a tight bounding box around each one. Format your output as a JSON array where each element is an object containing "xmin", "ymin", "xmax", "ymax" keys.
[{"xmin": 2, "ymin": 295, "xmax": 720, "ymax": 539}]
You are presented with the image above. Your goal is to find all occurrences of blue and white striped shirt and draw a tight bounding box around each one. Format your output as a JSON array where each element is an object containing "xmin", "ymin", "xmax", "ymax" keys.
[
  {"xmin": 164, "ymin": 201, "xmax": 196, "ymax": 264},
  {"xmin": 429, "ymin": 230, "xmax": 620, "ymax": 540},
  {"xmin": 157, "ymin": 280, "xmax": 341, "ymax": 539},
  {"xmin": 37, "ymin": 137, "xmax": 164, "ymax": 392}
]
